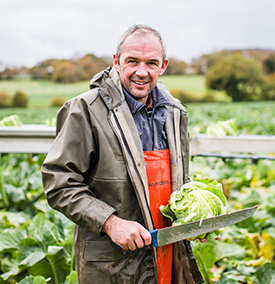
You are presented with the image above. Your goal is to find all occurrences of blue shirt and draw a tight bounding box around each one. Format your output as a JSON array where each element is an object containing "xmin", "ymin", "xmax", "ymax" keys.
[{"xmin": 123, "ymin": 86, "xmax": 172, "ymax": 151}]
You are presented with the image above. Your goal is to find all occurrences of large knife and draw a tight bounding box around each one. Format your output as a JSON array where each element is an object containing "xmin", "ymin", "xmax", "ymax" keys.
[{"xmin": 150, "ymin": 205, "xmax": 258, "ymax": 247}]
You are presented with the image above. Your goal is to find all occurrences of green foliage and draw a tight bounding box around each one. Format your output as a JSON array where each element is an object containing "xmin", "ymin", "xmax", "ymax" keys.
[
  {"xmin": 267, "ymin": 72, "xmax": 275, "ymax": 82},
  {"xmin": 0, "ymin": 211, "xmax": 74, "ymax": 284},
  {"xmin": 45, "ymin": 117, "xmax": 57, "ymax": 127},
  {"xmin": 0, "ymin": 154, "xmax": 45, "ymax": 214},
  {"xmin": 261, "ymin": 80, "xmax": 275, "ymax": 100},
  {"xmin": 263, "ymin": 54, "xmax": 275, "ymax": 74},
  {"xmin": 0, "ymin": 115, "xmax": 22, "ymax": 126},
  {"xmin": 189, "ymin": 157, "xmax": 275, "ymax": 284},
  {"xmin": 0, "ymin": 108, "xmax": 58, "ymax": 125},
  {"xmin": 193, "ymin": 49, "xmax": 275, "ymax": 76},
  {"xmin": 205, "ymin": 54, "xmax": 265, "ymax": 101},
  {"xmin": 160, "ymin": 177, "xmax": 227, "ymax": 240},
  {"xmin": 206, "ymin": 119, "xmax": 237, "ymax": 137},
  {"xmin": 50, "ymin": 95, "xmax": 66, "ymax": 107},
  {"xmin": 0, "ymin": 91, "xmax": 11, "ymax": 108},
  {"xmin": 187, "ymin": 101, "xmax": 275, "ymax": 136},
  {"xmin": 12, "ymin": 91, "xmax": 29, "ymax": 108},
  {"xmin": 0, "ymin": 154, "xmax": 76, "ymax": 284},
  {"xmin": 254, "ymin": 262, "xmax": 275, "ymax": 284},
  {"xmin": 18, "ymin": 275, "xmax": 48, "ymax": 284},
  {"xmin": 1, "ymin": 101, "xmax": 275, "ymax": 138}
]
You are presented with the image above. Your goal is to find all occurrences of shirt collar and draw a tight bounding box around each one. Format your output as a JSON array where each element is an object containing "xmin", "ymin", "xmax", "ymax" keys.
[{"xmin": 123, "ymin": 85, "xmax": 172, "ymax": 116}]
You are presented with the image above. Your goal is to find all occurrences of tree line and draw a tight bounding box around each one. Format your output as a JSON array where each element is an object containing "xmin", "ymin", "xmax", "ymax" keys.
[
  {"xmin": 0, "ymin": 49, "xmax": 275, "ymax": 102},
  {"xmin": 1, "ymin": 49, "xmax": 275, "ymax": 81},
  {"xmin": 0, "ymin": 54, "xmax": 189, "ymax": 82}
]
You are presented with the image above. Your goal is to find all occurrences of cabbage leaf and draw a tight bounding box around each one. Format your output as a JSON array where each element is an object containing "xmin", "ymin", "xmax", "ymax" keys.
[{"xmin": 160, "ymin": 176, "xmax": 227, "ymax": 239}]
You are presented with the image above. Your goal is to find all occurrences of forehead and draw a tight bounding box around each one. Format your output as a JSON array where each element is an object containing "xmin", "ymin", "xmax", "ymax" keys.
[{"xmin": 121, "ymin": 33, "xmax": 163, "ymax": 60}]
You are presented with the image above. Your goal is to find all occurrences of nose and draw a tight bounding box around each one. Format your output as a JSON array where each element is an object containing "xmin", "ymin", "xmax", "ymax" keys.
[{"xmin": 135, "ymin": 62, "xmax": 148, "ymax": 77}]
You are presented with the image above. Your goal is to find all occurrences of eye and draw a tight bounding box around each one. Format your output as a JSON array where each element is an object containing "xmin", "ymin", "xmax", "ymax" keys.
[
  {"xmin": 127, "ymin": 59, "xmax": 138, "ymax": 64},
  {"xmin": 148, "ymin": 61, "xmax": 159, "ymax": 67}
]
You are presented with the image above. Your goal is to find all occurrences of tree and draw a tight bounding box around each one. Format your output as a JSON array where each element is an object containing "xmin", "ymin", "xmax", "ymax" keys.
[
  {"xmin": 51, "ymin": 60, "xmax": 86, "ymax": 83},
  {"xmin": 77, "ymin": 54, "xmax": 111, "ymax": 79},
  {"xmin": 205, "ymin": 54, "xmax": 265, "ymax": 101},
  {"xmin": 165, "ymin": 58, "xmax": 188, "ymax": 75},
  {"xmin": 263, "ymin": 54, "xmax": 275, "ymax": 74},
  {"xmin": 29, "ymin": 59, "xmax": 58, "ymax": 80}
]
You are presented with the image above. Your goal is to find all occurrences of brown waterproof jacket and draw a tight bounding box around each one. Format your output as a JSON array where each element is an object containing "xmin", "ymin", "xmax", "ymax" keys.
[{"xmin": 42, "ymin": 67, "xmax": 204, "ymax": 284}]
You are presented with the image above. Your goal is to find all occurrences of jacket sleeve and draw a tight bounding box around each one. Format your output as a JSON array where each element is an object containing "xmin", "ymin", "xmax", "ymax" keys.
[{"xmin": 41, "ymin": 97, "xmax": 116, "ymax": 235}]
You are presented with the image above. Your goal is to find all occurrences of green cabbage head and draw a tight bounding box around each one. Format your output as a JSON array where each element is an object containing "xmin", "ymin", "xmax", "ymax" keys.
[{"xmin": 160, "ymin": 176, "xmax": 227, "ymax": 240}]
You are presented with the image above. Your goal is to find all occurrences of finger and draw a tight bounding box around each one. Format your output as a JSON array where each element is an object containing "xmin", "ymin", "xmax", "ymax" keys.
[
  {"xmin": 134, "ymin": 237, "xmax": 145, "ymax": 249},
  {"xmin": 140, "ymin": 229, "xmax": 152, "ymax": 246},
  {"xmin": 128, "ymin": 240, "xmax": 137, "ymax": 251}
]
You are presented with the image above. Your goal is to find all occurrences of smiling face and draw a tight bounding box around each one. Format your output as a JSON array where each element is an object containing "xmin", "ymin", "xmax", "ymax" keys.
[{"xmin": 113, "ymin": 33, "xmax": 168, "ymax": 104}]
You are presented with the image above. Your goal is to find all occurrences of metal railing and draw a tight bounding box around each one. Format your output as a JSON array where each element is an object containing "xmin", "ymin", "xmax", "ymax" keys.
[{"xmin": 0, "ymin": 125, "xmax": 275, "ymax": 160}]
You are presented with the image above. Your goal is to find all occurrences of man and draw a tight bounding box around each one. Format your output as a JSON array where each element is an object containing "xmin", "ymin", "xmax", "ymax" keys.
[{"xmin": 42, "ymin": 24, "xmax": 204, "ymax": 284}]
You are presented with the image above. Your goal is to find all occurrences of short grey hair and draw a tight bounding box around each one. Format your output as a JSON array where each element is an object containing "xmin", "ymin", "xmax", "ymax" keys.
[{"xmin": 116, "ymin": 24, "xmax": 167, "ymax": 66}]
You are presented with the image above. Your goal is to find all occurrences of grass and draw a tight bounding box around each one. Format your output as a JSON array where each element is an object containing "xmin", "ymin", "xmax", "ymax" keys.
[
  {"xmin": 0, "ymin": 79, "xmax": 89, "ymax": 107},
  {"xmin": 160, "ymin": 75, "xmax": 230, "ymax": 102},
  {"xmin": 0, "ymin": 75, "xmax": 230, "ymax": 107},
  {"xmin": 161, "ymin": 75, "xmax": 206, "ymax": 95}
]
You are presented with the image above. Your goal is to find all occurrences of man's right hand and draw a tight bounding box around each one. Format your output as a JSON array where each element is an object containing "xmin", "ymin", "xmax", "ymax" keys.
[{"xmin": 102, "ymin": 214, "xmax": 152, "ymax": 251}]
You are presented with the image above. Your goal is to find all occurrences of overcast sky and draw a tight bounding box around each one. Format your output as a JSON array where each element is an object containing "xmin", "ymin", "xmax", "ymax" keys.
[{"xmin": 1, "ymin": 0, "xmax": 275, "ymax": 67}]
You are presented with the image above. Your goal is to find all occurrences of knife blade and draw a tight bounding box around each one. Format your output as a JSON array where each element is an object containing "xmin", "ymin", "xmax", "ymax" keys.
[{"xmin": 150, "ymin": 205, "xmax": 258, "ymax": 247}]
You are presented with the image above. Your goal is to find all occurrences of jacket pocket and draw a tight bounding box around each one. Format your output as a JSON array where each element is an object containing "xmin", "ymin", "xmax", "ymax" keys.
[{"xmin": 83, "ymin": 240, "xmax": 129, "ymax": 261}]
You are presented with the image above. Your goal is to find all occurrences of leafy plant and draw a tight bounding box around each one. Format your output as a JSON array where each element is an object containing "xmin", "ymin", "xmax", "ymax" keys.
[
  {"xmin": 0, "ymin": 154, "xmax": 76, "ymax": 284},
  {"xmin": 0, "ymin": 115, "xmax": 22, "ymax": 126},
  {"xmin": 0, "ymin": 154, "xmax": 45, "ymax": 214},
  {"xmin": 45, "ymin": 117, "xmax": 56, "ymax": 127},
  {"xmin": 206, "ymin": 119, "xmax": 237, "ymax": 137},
  {"xmin": 160, "ymin": 176, "xmax": 227, "ymax": 240},
  {"xmin": 0, "ymin": 210, "xmax": 75, "ymax": 284},
  {"xmin": 189, "ymin": 157, "xmax": 275, "ymax": 283}
]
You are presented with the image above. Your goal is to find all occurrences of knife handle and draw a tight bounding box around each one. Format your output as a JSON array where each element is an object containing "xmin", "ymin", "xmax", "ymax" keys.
[
  {"xmin": 115, "ymin": 229, "xmax": 159, "ymax": 248},
  {"xmin": 150, "ymin": 229, "xmax": 159, "ymax": 247}
]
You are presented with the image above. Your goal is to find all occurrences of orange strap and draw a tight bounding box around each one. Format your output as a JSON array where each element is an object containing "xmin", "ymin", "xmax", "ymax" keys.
[{"xmin": 144, "ymin": 149, "xmax": 173, "ymax": 284}]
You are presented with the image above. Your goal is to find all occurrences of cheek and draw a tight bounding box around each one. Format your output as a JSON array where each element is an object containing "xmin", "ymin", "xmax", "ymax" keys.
[
  {"xmin": 121, "ymin": 67, "xmax": 133, "ymax": 80},
  {"xmin": 149, "ymin": 71, "xmax": 160, "ymax": 82}
]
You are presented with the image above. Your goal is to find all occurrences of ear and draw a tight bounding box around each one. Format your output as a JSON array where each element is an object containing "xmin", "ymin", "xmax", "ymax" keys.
[
  {"xmin": 159, "ymin": 59, "xmax": 169, "ymax": 76},
  {"xmin": 113, "ymin": 54, "xmax": 119, "ymax": 73}
]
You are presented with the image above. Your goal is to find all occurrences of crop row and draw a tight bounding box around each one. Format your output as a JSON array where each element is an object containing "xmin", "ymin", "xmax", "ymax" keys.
[{"xmin": 0, "ymin": 101, "xmax": 275, "ymax": 136}]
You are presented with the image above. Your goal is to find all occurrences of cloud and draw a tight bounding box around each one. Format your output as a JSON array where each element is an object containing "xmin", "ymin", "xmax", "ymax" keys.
[{"xmin": 1, "ymin": 0, "xmax": 275, "ymax": 66}]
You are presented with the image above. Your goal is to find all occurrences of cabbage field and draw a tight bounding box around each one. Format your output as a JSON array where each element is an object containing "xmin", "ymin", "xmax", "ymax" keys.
[{"xmin": 0, "ymin": 101, "xmax": 275, "ymax": 283}]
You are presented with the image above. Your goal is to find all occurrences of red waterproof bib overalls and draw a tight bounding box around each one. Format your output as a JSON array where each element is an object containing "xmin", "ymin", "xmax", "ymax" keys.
[{"xmin": 144, "ymin": 149, "xmax": 173, "ymax": 284}]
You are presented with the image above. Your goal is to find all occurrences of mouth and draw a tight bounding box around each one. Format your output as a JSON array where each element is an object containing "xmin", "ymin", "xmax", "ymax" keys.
[{"xmin": 132, "ymin": 80, "xmax": 148, "ymax": 86}]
